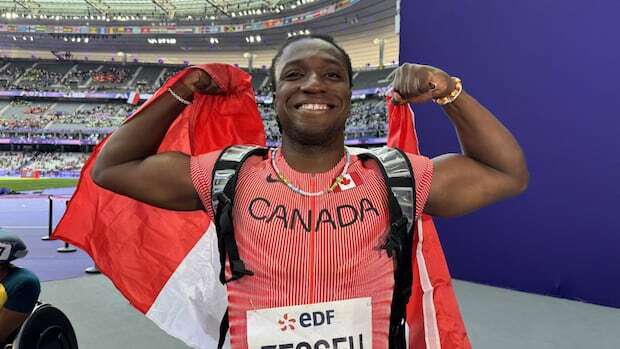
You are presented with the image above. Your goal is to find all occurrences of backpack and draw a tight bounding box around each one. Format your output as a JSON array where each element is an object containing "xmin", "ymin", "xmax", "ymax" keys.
[{"xmin": 212, "ymin": 145, "xmax": 417, "ymax": 349}]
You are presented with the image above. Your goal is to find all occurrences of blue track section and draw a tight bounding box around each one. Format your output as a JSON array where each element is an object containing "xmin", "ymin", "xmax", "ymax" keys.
[{"xmin": 0, "ymin": 186, "xmax": 94, "ymax": 282}]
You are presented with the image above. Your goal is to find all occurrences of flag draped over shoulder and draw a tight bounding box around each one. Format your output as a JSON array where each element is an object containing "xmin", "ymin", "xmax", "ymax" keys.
[
  {"xmin": 53, "ymin": 64, "xmax": 265, "ymax": 349},
  {"xmin": 387, "ymin": 99, "xmax": 472, "ymax": 349}
]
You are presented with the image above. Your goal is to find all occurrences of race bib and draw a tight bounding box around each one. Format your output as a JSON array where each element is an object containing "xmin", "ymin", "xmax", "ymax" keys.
[{"xmin": 247, "ymin": 297, "xmax": 372, "ymax": 349}]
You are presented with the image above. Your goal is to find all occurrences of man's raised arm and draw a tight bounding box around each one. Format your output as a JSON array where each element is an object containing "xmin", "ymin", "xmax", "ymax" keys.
[
  {"xmin": 391, "ymin": 63, "xmax": 529, "ymax": 217},
  {"xmin": 91, "ymin": 69, "xmax": 218, "ymax": 211}
]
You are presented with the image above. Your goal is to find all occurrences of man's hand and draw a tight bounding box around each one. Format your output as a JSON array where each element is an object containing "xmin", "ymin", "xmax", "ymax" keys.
[
  {"xmin": 389, "ymin": 63, "xmax": 456, "ymax": 104},
  {"xmin": 174, "ymin": 68, "xmax": 221, "ymax": 99}
]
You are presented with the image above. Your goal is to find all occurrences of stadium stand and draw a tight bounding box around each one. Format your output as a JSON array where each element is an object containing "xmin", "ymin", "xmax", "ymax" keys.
[
  {"xmin": 0, "ymin": 0, "xmax": 398, "ymax": 178},
  {"xmin": 0, "ymin": 151, "xmax": 88, "ymax": 177}
]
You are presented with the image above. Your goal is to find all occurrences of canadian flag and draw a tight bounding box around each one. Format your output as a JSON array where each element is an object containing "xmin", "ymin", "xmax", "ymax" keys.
[
  {"xmin": 52, "ymin": 64, "xmax": 266, "ymax": 349},
  {"xmin": 334, "ymin": 172, "xmax": 363, "ymax": 192},
  {"xmin": 387, "ymin": 97, "xmax": 472, "ymax": 349},
  {"xmin": 126, "ymin": 90, "xmax": 141, "ymax": 105}
]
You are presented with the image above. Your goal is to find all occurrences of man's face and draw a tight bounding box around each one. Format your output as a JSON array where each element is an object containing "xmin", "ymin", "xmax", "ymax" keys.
[{"xmin": 274, "ymin": 39, "xmax": 352, "ymax": 146}]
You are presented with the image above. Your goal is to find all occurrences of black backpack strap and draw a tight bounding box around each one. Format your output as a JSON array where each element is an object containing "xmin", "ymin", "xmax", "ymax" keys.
[
  {"xmin": 212, "ymin": 145, "xmax": 268, "ymax": 349},
  {"xmin": 351, "ymin": 146, "xmax": 416, "ymax": 349},
  {"xmin": 217, "ymin": 310, "xmax": 229, "ymax": 349},
  {"xmin": 211, "ymin": 145, "xmax": 268, "ymax": 284}
]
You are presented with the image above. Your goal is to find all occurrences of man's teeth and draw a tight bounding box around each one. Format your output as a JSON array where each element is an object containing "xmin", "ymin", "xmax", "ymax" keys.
[{"xmin": 299, "ymin": 104, "xmax": 329, "ymax": 111}]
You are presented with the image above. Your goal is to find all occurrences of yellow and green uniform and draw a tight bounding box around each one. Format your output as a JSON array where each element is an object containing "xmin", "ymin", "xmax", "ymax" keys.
[{"xmin": 0, "ymin": 267, "xmax": 40, "ymax": 314}]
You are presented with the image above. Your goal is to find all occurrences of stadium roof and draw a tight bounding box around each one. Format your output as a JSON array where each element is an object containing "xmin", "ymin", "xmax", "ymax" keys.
[
  {"xmin": 0, "ymin": 0, "xmax": 395, "ymax": 55},
  {"xmin": 0, "ymin": 0, "xmax": 321, "ymax": 20}
]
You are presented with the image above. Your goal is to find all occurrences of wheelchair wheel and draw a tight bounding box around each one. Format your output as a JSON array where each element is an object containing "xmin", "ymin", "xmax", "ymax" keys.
[{"xmin": 12, "ymin": 303, "xmax": 78, "ymax": 349}]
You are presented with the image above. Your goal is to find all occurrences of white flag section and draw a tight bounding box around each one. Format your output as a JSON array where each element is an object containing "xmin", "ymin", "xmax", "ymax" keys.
[{"xmin": 146, "ymin": 223, "xmax": 230, "ymax": 349}]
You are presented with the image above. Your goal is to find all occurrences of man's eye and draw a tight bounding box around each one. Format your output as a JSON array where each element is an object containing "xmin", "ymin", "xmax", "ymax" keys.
[
  {"xmin": 283, "ymin": 71, "xmax": 302, "ymax": 79},
  {"xmin": 327, "ymin": 72, "xmax": 342, "ymax": 79}
]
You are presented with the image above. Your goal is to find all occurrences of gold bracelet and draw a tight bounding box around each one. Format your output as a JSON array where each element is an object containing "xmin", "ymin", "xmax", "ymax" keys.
[
  {"xmin": 433, "ymin": 77, "xmax": 463, "ymax": 105},
  {"xmin": 167, "ymin": 87, "xmax": 192, "ymax": 105}
]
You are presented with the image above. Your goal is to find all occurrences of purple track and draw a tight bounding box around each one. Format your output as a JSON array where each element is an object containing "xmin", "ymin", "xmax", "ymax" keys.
[{"xmin": 0, "ymin": 186, "xmax": 95, "ymax": 281}]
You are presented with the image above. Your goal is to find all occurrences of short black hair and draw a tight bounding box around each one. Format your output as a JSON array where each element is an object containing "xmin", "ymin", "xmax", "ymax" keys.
[{"xmin": 269, "ymin": 34, "xmax": 354, "ymax": 91}]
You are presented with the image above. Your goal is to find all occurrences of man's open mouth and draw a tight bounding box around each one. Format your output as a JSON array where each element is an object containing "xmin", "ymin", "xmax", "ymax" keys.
[{"xmin": 295, "ymin": 103, "xmax": 334, "ymax": 111}]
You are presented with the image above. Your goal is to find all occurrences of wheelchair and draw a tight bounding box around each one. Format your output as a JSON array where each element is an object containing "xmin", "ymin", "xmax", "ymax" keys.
[{"xmin": 4, "ymin": 302, "xmax": 78, "ymax": 349}]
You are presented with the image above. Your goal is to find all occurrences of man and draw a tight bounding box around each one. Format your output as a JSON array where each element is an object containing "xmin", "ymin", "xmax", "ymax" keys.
[
  {"xmin": 0, "ymin": 228, "xmax": 41, "ymax": 345},
  {"xmin": 91, "ymin": 35, "xmax": 528, "ymax": 348}
]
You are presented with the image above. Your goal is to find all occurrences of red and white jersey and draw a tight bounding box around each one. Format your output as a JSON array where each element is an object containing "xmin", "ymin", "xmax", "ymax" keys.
[{"xmin": 191, "ymin": 148, "xmax": 433, "ymax": 349}]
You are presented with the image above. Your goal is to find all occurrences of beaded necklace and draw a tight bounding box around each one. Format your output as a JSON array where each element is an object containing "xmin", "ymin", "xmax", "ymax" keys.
[{"xmin": 270, "ymin": 147, "xmax": 350, "ymax": 197}]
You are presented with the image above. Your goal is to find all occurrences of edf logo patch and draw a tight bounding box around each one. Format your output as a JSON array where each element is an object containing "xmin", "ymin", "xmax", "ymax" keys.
[
  {"xmin": 247, "ymin": 298, "xmax": 372, "ymax": 349},
  {"xmin": 278, "ymin": 310, "xmax": 335, "ymax": 331}
]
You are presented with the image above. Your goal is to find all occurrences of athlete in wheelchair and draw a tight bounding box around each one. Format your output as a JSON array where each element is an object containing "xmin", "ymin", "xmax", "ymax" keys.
[{"xmin": 0, "ymin": 229, "xmax": 78, "ymax": 348}]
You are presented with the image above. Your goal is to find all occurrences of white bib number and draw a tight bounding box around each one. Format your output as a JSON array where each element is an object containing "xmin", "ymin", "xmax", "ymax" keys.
[{"xmin": 247, "ymin": 297, "xmax": 372, "ymax": 349}]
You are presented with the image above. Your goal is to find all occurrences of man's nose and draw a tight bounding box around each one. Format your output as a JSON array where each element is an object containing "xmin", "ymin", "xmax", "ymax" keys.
[{"xmin": 300, "ymin": 73, "xmax": 326, "ymax": 93}]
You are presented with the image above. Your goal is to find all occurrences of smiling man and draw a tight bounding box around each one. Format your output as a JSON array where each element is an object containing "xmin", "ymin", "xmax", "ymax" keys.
[{"xmin": 91, "ymin": 34, "xmax": 528, "ymax": 348}]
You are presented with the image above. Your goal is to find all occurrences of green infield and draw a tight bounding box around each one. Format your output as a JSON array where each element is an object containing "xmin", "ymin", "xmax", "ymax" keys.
[{"xmin": 0, "ymin": 178, "xmax": 78, "ymax": 192}]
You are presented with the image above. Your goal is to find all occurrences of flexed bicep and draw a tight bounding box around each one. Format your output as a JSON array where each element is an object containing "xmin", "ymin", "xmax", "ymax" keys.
[{"xmin": 425, "ymin": 154, "xmax": 524, "ymax": 217}]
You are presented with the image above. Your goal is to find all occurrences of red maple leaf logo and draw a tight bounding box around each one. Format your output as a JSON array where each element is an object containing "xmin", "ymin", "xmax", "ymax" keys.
[
  {"xmin": 341, "ymin": 176, "xmax": 351, "ymax": 185},
  {"xmin": 277, "ymin": 313, "xmax": 296, "ymax": 331}
]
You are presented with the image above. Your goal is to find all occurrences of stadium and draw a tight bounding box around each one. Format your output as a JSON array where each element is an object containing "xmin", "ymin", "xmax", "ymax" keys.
[
  {"xmin": 0, "ymin": 0, "xmax": 398, "ymax": 181},
  {"xmin": 0, "ymin": 1, "xmax": 619, "ymax": 349}
]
